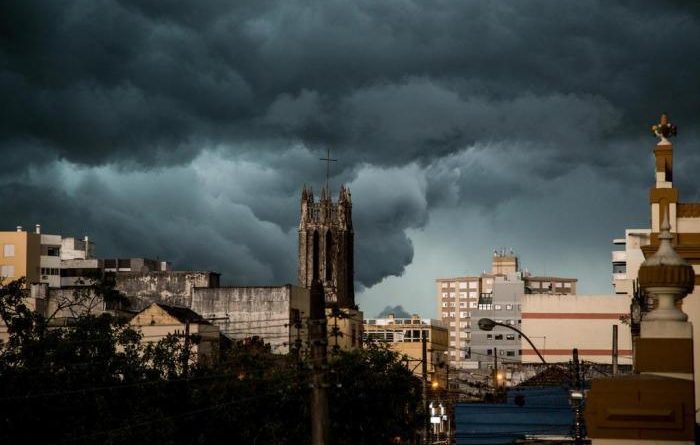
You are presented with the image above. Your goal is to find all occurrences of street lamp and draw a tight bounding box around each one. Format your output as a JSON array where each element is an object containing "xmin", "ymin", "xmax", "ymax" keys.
[{"xmin": 478, "ymin": 318, "xmax": 547, "ymax": 364}]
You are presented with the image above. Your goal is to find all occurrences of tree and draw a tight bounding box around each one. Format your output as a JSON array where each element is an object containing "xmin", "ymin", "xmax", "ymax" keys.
[
  {"xmin": 328, "ymin": 344, "xmax": 423, "ymax": 445},
  {"xmin": 0, "ymin": 278, "xmax": 422, "ymax": 444}
]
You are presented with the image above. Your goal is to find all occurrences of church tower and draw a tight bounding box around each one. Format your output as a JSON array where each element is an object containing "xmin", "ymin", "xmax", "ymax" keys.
[{"xmin": 298, "ymin": 185, "xmax": 355, "ymax": 308}]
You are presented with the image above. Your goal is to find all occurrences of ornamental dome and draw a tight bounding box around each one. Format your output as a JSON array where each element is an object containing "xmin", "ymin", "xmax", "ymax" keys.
[{"xmin": 638, "ymin": 215, "xmax": 695, "ymax": 292}]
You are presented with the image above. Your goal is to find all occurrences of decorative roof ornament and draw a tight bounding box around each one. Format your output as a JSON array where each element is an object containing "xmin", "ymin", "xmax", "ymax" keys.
[
  {"xmin": 642, "ymin": 213, "xmax": 687, "ymax": 267},
  {"xmin": 638, "ymin": 213, "xmax": 695, "ymax": 321},
  {"xmin": 651, "ymin": 112, "xmax": 678, "ymax": 145}
]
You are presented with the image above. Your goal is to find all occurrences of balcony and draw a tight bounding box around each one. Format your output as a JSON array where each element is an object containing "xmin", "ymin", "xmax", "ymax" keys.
[
  {"xmin": 611, "ymin": 251, "xmax": 626, "ymax": 263},
  {"xmin": 612, "ymin": 273, "xmax": 627, "ymax": 281}
]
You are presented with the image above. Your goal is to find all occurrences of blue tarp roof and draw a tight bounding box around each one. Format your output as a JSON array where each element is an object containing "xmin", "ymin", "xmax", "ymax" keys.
[{"xmin": 455, "ymin": 387, "xmax": 573, "ymax": 445}]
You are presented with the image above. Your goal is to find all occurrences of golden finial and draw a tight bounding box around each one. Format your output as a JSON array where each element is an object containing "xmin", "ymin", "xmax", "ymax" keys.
[{"xmin": 651, "ymin": 112, "xmax": 677, "ymax": 142}]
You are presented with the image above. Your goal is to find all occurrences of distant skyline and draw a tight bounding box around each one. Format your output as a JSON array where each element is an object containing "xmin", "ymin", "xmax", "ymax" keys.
[{"xmin": 2, "ymin": 1, "xmax": 700, "ymax": 318}]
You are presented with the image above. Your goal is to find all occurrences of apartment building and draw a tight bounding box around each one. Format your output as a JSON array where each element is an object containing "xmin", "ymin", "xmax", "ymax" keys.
[
  {"xmin": 0, "ymin": 226, "xmax": 41, "ymax": 284},
  {"xmin": 363, "ymin": 314, "xmax": 449, "ymax": 388},
  {"xmin": 436, "ymin": 251, "xmax": 577, "ymax": 370}
]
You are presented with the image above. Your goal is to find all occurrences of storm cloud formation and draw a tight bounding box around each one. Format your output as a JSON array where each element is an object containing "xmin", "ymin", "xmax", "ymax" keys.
[{"xmin": 2, "ymin": 1, "xmax": 700, "ymax": 315}]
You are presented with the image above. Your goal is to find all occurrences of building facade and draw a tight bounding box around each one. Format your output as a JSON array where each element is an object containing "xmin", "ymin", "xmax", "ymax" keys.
[
  {"xmin": 298, "ymin": 185, "xmax": 354, "ymax": 308},
  {"xmin": 436, "ymin": 251, "xmax": 577, "ymax": 370},
  {"xmin": 130, "ymin": 302, "xmax": 220, "ymax": 365},
  {"xmin": 0, "ymin": 226, "xmax": 40, "ymax": 284},
  {"xmin": 363, "ymin": 314, "xmax": 449, "ymax": 388},
  {"xmin": 191, "ymin": 285, "xmax": 311, "ymax": 355},
  {"xmin": 612, "ymin": 113, "xmax": 700, "ymax": 423},
  {"xmin": 521, "ymin": 294, "xmax": 632, "ymax": 365}
]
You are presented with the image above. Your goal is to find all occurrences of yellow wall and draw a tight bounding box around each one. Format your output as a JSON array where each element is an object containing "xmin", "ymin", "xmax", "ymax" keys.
[
  {"xmin": 130, "ymin": 304, "xmax": 220, "ymax": 365},
  {"xmin": 327, "ymin": 308, "xmax": 363, "ymax": 350},
  {"xmin": 0, "ymin": 231, "xmax": 41, "ymax": 285}
]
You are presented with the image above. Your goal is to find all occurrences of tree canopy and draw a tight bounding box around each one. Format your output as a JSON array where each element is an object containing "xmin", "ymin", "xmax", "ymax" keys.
[{"xmin": 0, "ymin": 279, "xmax": 422, "ymax": 444}]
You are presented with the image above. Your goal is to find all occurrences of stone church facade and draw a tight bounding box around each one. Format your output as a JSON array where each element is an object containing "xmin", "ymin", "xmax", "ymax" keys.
[{"xmin": 297, "ymin": 185, "xmax": 355, "ymax": 308}]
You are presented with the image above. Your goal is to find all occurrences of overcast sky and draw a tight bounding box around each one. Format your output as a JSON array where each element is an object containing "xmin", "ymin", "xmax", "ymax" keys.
[{"xmin": 2, "ymin": 1, "xmax": 700, "ymax": 317}]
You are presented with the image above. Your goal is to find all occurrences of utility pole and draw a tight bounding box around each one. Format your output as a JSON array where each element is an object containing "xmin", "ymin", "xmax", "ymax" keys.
[
  {"xmin": 422, "ymin": 334, "xmax": 428, "ymax": 445},
  {"xmin": 309, "ymin": 280, "xmax": 329, "ymax": 445},
  {"xmin": 571, "ymin": 348, "xmax": 585, "ymax": 445},
  {"xmin": 612, "ymin": 325, "xmax": 619, "ymax": 377},
  {"xmin": 182, "ymin": 318, "xmax": 191, "ymax": 376}
]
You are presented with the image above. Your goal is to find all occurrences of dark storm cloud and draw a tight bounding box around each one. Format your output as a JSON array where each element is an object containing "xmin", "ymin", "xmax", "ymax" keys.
[{"xmin": 2, "ymin": 0, "xmax": 700, "ymax": 288}]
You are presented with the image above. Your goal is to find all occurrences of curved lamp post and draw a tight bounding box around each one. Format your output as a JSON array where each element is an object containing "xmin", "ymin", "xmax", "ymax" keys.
[{"xmin": 478, "ymin": 318, "xmax": 547, "ymax": 364}]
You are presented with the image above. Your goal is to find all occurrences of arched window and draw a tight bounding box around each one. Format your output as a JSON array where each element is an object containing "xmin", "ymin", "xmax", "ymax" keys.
[
  {"xmin": 312, "ymin": 230, "xmax": 320, "ymax": 281},
  {"xmin": 325, "ymin": 230, "xmax": 333, "ymax": 281}
]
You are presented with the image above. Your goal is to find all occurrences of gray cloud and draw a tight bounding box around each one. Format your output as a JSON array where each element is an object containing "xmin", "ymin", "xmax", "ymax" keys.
[{"xmin": 2, "ymin": 1, "xmax": 700, "ymax": 298}]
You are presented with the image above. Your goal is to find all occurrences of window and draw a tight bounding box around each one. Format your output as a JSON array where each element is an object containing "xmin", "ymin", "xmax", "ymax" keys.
[
  {"xmin": 564, "ymin": 282, "xmax": 572, "ymax": 288},
  {"xmin": 506, "ymin": 351, "xmax": 515, "ymax": 357},
  {"xmin": 486, "ymin": 349, "xmax": 492, "ymax": 356},
  {"xmin": 3, "ymin": 244, "xmax": 15, "ymax": 257},
  {"xmin": 449, "ymin": 302, "xmax": 456, "ymax": 307},
  {"xmin": 459, "ymin": 292, "xmax": 467, "ymax": 298},
  {"xmin": 1, "ymin": 265, "xmax": 15, "ymax": 278},
  {"xmin": 469, "ymin": 302, "xmax": 477, "ymax": 309},
  {"xmin": 449, "ymin": 312, "xmax": 455, "ymax": 317},
  {"xmin": 459, "ymin": 312, "xmax": 468, "ymax": 319},
  {"xmin": 486, "ymin": 334, "xmax": 492, "ymax": 339},
  {"xmin": 449, "ymin": 292, "xmax": 456, "ymax": 298},
  {"xmin": 442, "ymin": 302, "xmax": 448, "ymax": 308},
  {"xmin": 506, "ymin": 334, "xmax": 515, "ymax": 340},
  {"xmin": 507, "ymin": 320, "xmax": 515, "ymax": 325},
  {"xmin": 442, "ymin": 312, "xmax": 448, "ymax": 318},
  {"xmin": 469, "ymin": 291, "xmax": 477, "ymax": 298},
  {"xmin": 505, "ymin": 304, "xmax": 513, "ymax": 310},
  {"xmin": 478, "ymin": 304, "xmax": 492, "ymax": 310},
  {"xmin": 495, "ymin": 334, "xmax": 503, "ymax": 340},
  {"xmin": 459, "ymin": 302, "xmax": 466, "ymax": 308},
  {"xmin": 441, "ymin": 292, "xmax": 448, "ymax": 298},
  {"xmin": 459, "ymin": 282, "xmax": 467, "ymax": 289},
  {"xmin": 494, "ymin": 304, "xmax": 502, "ymax": 310},
  {"xmin": 47, "ymin": 247, "xmax": 60, "ymax": 257},
  {"xmin": 469, "ymin": 281, "xmax": 478, "ymax": 289},
  {"xmin": 499, "ymin": 350, "xmax": 505, "ymax": 356}
]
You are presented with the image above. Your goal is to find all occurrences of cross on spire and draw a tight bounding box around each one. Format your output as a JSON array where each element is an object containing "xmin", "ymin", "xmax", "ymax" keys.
[{"xmin": 319, "ymin": 147, "xmax": 337, "ymax": 193}]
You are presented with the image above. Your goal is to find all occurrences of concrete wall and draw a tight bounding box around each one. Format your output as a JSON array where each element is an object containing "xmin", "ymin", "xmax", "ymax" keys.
[
  {"xmin": 114, "ymin": 271, "xmax": 218, "ymax": 310},
  {"xmin": 192, "ymin": 285, "xmax": 307, "ymax": 354},
  {"xmin": 521, "ymin": 294, "xmax": 632, "ymax": 365}
]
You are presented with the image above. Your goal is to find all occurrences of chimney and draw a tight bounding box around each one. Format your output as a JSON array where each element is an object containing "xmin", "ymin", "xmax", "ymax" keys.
[
  {"xmin": 35, "ymin": 224, "xmax": 41, "ymax": 234},
  {"xmin": 16, "ymin": 225, "xmax": 22, "ymax": 232}
]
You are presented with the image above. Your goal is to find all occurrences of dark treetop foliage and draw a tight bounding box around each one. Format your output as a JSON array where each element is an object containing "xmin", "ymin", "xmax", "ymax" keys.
[{"xmin": 0, "ymin": 279, "xmax": 422, "ymax": 444}]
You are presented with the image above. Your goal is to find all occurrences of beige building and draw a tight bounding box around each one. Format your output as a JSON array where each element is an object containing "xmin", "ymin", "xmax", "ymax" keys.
[
  {"xmin": 612, "ymin": 113, "xmax": 700, "ymax": 423},
  {"xmin": 521, "ymin": 294, "xmax": 632, "ymax": 365},
  {"xmin": 363, "ymin": 314, "xmax": 449, "ymax": 388},
  {"xmin": 0, "ymin": 227, "xmax": 41, "ymax": 285},
  {"xmin": 130, "ymin": 303, "xmax": 220, "ymax": 365}
]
